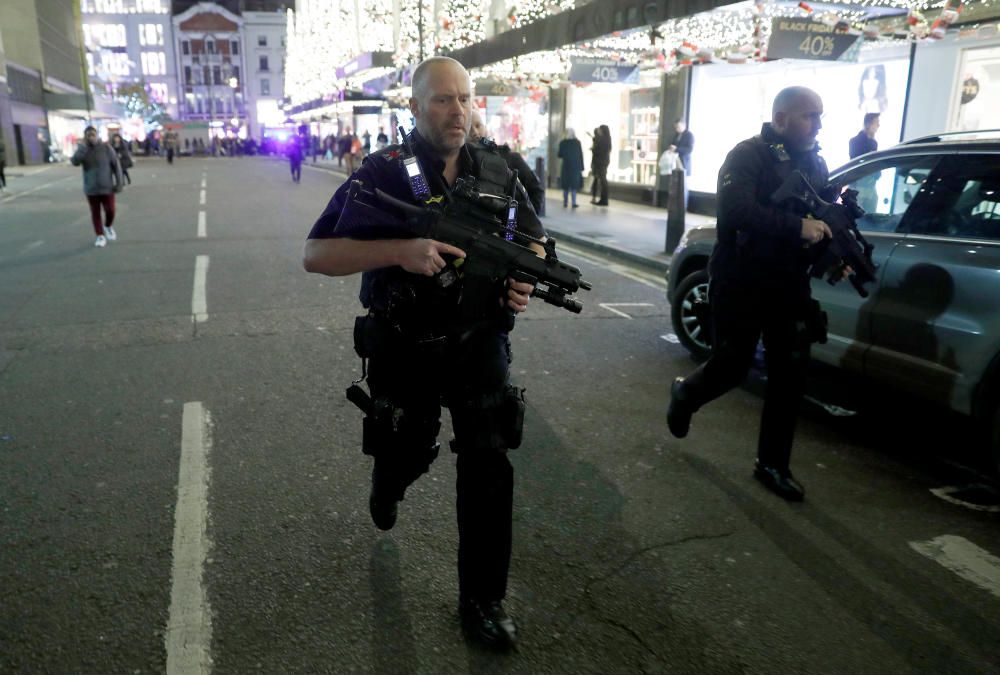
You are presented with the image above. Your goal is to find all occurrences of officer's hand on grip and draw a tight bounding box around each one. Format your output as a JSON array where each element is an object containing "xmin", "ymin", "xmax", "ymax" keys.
[
  {"xmin": 504, "ymin": 278, "xmax": 534, "ymax": 313},
  {"xmin": 801, "ymin": 217, "xmax": 832, "ymax": 245},
  {"xmin": 398, "ymin": 238, "xmax": 466, "ymax": 276}
]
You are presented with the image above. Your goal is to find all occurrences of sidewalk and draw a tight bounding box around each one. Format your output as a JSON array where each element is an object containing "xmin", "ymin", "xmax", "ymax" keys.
[{"xmin": 305, "ymin": 156, "xmax": 715, "ymax": 273}]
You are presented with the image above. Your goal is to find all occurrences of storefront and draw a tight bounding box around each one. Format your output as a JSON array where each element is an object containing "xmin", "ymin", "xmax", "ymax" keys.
[
  {"xmin": 562, "ymin": 60, "xmax": 665, "ymax": 190},
  {"xmin": 686, "ymin": 45, "xmax": 911, "ymax": 193},
  {"xmin": 475, "ymin": 79, "xmax": 550, "ymax": 170}
]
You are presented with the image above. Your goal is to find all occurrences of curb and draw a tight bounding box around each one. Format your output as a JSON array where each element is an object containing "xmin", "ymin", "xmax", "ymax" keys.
[{"xmin": 542, "ymin": 227, "xmax": 671, "ymax": 275}]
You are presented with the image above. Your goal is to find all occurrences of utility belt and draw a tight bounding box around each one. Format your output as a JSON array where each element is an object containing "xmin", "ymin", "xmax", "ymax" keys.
[{"xmin": 346, "ymin": 311, "xmax": 526, "ymax": 453}]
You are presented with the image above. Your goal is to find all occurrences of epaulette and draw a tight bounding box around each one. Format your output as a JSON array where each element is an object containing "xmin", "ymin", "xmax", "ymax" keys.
[{"xmin": 370, "ymin": 143, "xmax": 409, "ymax": 163}]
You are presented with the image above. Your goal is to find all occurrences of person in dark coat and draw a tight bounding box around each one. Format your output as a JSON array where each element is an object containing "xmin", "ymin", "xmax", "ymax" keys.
[
  {"xmin": 469, "ymin": 110, "xmax": 545, "ymax": 214},
  {"xmin": 590, "ymin": 125, "xmax": 611, "ymax": 205},
  {"xmin": 669, "ymin": 119, "xmax": 694, "ymax": 175},
  {"xmin": 288, "ymin": 132, "xmax": 304, "ymax": 182},
  {"xmin": 667, "ymin": 87, "xmax": 836, "ymax": 503},
  {"xmin": 848, "ymin": 112, "xmax": 879, "ymax": 159},
  {"xmin": 111, "ymin": 134, "xmax": 133, "ymax": 185},
  {"xmin": 558, "ymin": 129, "xmax": 584, "ymax": 208},
  {"xmin": 71, "ymin": 125, "xmax": 123, "ymax": 248}
]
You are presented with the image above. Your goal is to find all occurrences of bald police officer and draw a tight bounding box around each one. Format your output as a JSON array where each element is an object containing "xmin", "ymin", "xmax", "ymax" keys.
[
  {"xmin": 304, "ymin": 56, "xmax": 544, "ymax": 649},
  {"xmin": 667, "ymin": 86, "xmax": 834, "ymax": 502}
]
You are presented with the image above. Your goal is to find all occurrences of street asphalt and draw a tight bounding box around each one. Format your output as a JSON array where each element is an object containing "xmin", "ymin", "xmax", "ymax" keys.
[{"xmin": 1, "ymin": 156, "xmax": 999, "ymax": 674}]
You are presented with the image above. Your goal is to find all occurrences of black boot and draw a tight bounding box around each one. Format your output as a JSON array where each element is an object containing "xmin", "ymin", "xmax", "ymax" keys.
[
  {"xmin": 753, "ymin": 462, "xmax": 805, "ymax": 501},
  {"xmin": 666, "ymin": 377, "xmax": 695, "ymax": 439},
  {"xmin": 369, "ymin": 464, "xmax": 399, "ymax": 531},
  {"xmin": 460, "ymin": 598, "xmax": 517, "ymax": 649}
]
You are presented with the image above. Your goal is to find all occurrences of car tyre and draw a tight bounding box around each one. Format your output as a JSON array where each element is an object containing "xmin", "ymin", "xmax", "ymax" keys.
[{"xmin": 670, "ymin": 269, "xmax": 712, "ymax": 361}]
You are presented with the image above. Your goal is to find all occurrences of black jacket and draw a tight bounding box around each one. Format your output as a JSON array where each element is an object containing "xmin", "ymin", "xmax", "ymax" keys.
[
  {"xmin": 708, "ymin": 123, "xmax": 829, "ymax": 290},
  {"xmin": 848, "ymin": 130, "xmax": 877, "ymax": 159},
  {"xmin": 498, "ymin": 146, "xmax": 544, "ymax": 214}
]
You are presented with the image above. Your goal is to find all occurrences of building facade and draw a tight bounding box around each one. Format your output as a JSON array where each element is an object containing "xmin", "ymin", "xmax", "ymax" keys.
[
  {"xmin": 242, "ymin": 9, "xmax": 286, "ymax": 139},
  {"xmin": 172, "ymin": 2, "xmax": 247, "ymax": 138},
  {"xmin": 79, "ymin": 0, "xmax": 179, "ymax": 143},
  {"xmin": 0, "ymin": 0, "xmax": 90, "ymax": 165}
]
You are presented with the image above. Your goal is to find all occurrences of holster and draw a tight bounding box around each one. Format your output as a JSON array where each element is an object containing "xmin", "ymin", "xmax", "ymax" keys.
[{"xmin": 501, "ymin": 385, "xmax": 526, "ymax": 450}]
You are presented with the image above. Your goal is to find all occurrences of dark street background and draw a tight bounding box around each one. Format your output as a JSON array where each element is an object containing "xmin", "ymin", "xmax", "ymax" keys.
[{"xmin": 1, "ymin": 158, "xmax": 998, "ymax": 673}]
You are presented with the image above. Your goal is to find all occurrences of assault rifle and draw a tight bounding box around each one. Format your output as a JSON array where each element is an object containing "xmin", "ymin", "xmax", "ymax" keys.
[
  {"xmin": 338, "ymin": 177, "xmax": 592, "ymax": 313},
  {"xmin": 771, "ymin": 170, "xmax": 878, "ymax": 298}
]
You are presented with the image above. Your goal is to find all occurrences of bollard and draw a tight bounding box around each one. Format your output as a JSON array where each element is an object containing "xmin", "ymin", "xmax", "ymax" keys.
[
  {"xmin": 665, "ymin": 169, "xmax": 685, "ymax": 254},
  {"xmin": 534, "ymin": 156, "xmax": 546, "ymax": 217}
]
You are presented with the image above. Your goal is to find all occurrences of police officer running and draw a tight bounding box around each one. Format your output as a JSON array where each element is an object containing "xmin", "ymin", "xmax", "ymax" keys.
[
  {"xmin": 303, "ymin": 56, "xmax": 545, "ymax": 649},
  {"xmin": 666, "ymin": 86, "xmax": 833, "ymax": 502}
]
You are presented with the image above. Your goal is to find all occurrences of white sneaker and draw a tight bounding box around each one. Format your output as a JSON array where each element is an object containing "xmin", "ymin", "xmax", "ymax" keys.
[
  {"xmin": 105, "ymin": 226, "xmax": 117, "ymax": 241},
  {"xmin": 94, "ymin": 235, "xmax": 107, "ymax": 248}
]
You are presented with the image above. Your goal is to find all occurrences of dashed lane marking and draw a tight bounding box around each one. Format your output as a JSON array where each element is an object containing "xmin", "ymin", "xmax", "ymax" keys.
[
  {"xmin": 197, "ymin": 211, "xmax": 206, "ymax": 238},
  {"xmin": 200, "ymin": 177, "xmax": 206, "ymax": 188},
  {"xmin": 557, "ymin": 245, "xmax": 666, "ymax": 290},
  {"xmin": 910, "ymin": 535, "xmax": 1000, "ymax": 599},
  {"xmin": 192, "ymin": 255, "xmax": 209, "ymax": 323},
  {"xmin": 599, "ymin": 302, "xmax": 655, "ymax": 319},
  {"xmin": 165, "ymin": 402, "xmax": 213, "ymax": 674},
  {"xmin": 20, "ymin": 240, "xmax": 45, "ymax": 254},
  {"xmin": 199, "ymin": 189, "xmax": 206, "ymax": 205}
]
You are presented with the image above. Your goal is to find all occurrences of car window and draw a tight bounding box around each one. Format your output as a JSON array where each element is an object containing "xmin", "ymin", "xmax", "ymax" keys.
[
  {"xmin": 906, "ymin": 155, "xmax": 1000, "ymax": 240},
  {"xmin": 831, "ymin": 156, "xmax": 939, "ymax": 232}
]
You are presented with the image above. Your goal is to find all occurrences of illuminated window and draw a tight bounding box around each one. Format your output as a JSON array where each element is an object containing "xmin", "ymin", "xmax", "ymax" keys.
[
  {"xmin": 85, "ymin": 23, "xmax": 127, "ymax": 48},
  {"xmin": 102, "ymin": 51, "xmax": 131, "ymax": 77},
  {"xmin": 139, "ymin": 24, "xmax": 164, "ymax": 47},
  {"xmin": 136, "ymin": 0, "xmax": 165, "ymax": 13},
  {"xmin": 141, "ymin": 52, "xmax": 167, "ymax": 76}
]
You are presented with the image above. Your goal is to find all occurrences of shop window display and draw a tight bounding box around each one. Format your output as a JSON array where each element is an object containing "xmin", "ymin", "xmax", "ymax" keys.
[
  {"xmin": 476, "ymin": 91, "xmax": 549, "ymax": 172},
  {"xmin": 951, "ymin": 45, "xmax": 1000, "ymax": 133}
]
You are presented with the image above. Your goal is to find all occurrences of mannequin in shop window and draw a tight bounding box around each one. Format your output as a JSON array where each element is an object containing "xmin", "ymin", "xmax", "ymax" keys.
[{"xmin": 590, "ymin": 125, "xmax": 611, "ymax": 206}]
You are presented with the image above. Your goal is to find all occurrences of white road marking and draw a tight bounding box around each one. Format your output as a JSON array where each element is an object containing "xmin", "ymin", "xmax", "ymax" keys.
[
  {"xmin": 200, "ymin": 178, "xmax": 206, "ymax": 188},
  {"xmin": 166, "ymin": 402, "xmax": 213, "ymax": 674},
  {"xmin": 192, "ymin": 255, "xmax": 209, "ymax": 323},
  {"xmin": 598, "ymin": 302, "xmax": 655, "ymax": 319},
  {"xmin": 930, "ymin": 485, "xmax": 1000, "ymax": 513},
  {"xmin": 0, "ymin": 176, "xmax": 75, "ymax": 204},
  {"xmin": 199, "ymin": 189, "xmax": 206, "ymax": 205},
  {"xmin": 557, "ymin": 245, "xmax": 666, "ymax": 290},
  {"xmin": 910, "ymin": 535, "xmax": 1000, "ymax": 599},
  {"xmin": 660, "ymin": 333, "xmax": 680, "ymax": 343},
  {"xmin": 21, "ymin": 240, "xmax": 45, "ymax": 254},
  {"xmin": 197, "ymin": 211, "xmax": 206, "ymax": 238}
]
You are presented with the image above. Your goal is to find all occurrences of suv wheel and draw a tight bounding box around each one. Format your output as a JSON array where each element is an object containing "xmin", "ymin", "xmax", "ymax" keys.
[{"xmin": 670, "ymin": 269, "xmax": 712, "ymax": 360}]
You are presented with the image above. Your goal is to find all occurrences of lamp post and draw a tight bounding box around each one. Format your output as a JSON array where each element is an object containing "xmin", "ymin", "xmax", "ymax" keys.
[{"xmin": 228, "ymin": 76, "xmax": 239, "ymax": 137}]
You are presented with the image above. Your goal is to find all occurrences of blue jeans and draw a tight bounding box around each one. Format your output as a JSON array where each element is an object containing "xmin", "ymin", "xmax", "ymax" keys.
[{"xmin": 562, "ymin": 188, "xmax": 577, "ymax": 207}]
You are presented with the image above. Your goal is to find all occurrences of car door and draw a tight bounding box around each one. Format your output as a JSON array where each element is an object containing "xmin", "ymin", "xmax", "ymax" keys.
[
  {"xmin": 811, "ymin": 154, "xmax": 941, "ymax": 373},
  {"xmin": 866, "ymin": 153, "xmax": 1000, "ymax": 415}
]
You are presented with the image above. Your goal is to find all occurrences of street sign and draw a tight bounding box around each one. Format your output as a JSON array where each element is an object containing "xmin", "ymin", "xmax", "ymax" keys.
[
  {"xmin": 568, "ymin": 57, "xmax": 639, "ymax": 84},
  {"xmin": 767, "ymin": 18, "xmax": 861, "ymax": 62}
]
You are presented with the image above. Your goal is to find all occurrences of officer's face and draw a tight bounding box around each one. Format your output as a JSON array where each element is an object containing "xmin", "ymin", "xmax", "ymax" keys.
[
  {"xmin": 410, "ymin": 63, "xmax": 472, "ymax": 154},
  {"xmin": 775, "ymin": 93, "xmax": 823, "ymax": 151}
]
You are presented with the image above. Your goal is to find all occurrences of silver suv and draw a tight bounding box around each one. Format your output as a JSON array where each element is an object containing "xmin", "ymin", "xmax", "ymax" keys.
[{"xmin": 666, "ymin": 131, "xmax": 1000, "ymax": 471}]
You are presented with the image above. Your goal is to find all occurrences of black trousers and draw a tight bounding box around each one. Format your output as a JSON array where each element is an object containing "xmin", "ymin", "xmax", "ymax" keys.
[
  {"xmin": 367, "ymin": 330, "xmax": 514, "ymax": 602},
  {"xmin": 682, "ymin": 282, "xmax": 811, "ymax": 471},
  {"xmin": 591, "ymin": 167, "xmax": 608, "ymax": 203}
]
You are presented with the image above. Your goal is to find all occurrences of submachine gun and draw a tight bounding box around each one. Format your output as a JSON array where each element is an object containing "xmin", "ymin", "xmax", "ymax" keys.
[
  {"xmin": 771, "ymin": 170, "xmax": 878, "ymax": 298},
  {"xmin": 339, "ymin": 176, "xmax": 592, "ymax": 314}
]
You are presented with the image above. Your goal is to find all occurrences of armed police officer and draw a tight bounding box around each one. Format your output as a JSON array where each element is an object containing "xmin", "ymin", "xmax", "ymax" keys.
[
  {"xmin": 468, "ymin": 109, "xmax": 546, "ymax": 215},
  {"xmin": 303, "ymin": 56, "xmax": 545, "ymax": 649},
  {"xmin": 667, "ymin": 86, "xmax": 834, "ymax": 502}
]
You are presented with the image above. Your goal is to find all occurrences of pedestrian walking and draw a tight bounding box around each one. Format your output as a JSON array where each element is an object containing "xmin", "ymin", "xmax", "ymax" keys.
[
  {"xmin": 558, "ymin": 129, "xmax": 585, "ymax": 208},
  {"xmin": 337, "ymin": 130, "xmax": 352, "ymax": 167},
  {"xmin": 666, "ymin": 86, "xmax": 836, "ymax": 502},
  {"xmin": 288, "ymin": 133, "xmax": 304, "ymax": 182},
  {"xmin": 362, "ymin": 130, "xmax": 372, "ymax": 156},
  {"xmin": 346, "ymin": 131, "xmax": 362, "ymax": 174},
  {"xmin": 164, "ymin": 130, "xmax": 178, "ymax": 164},
  {"xmin": 0, "ymin": 133, "xmax": 7, "ymax": 192},
  {"xmin": 590, "ymin": 125, "xmax": 611, "ymax": 205},
  {"xmin": 111, "ymin": 134, "xmax": 133, "ymax": 185},
  {"xmin": 71, "ymin": 126, "xmax": 123, "ymax": 248},
  {"xmin": 669, "ymin": 119, "xmax": 694, "ymax": 207}
]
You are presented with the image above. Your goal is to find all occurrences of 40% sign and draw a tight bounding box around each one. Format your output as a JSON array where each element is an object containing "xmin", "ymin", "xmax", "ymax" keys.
[{"xmin": 798, "ymin": 35, "xmax": 835, "ymax": 57}]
